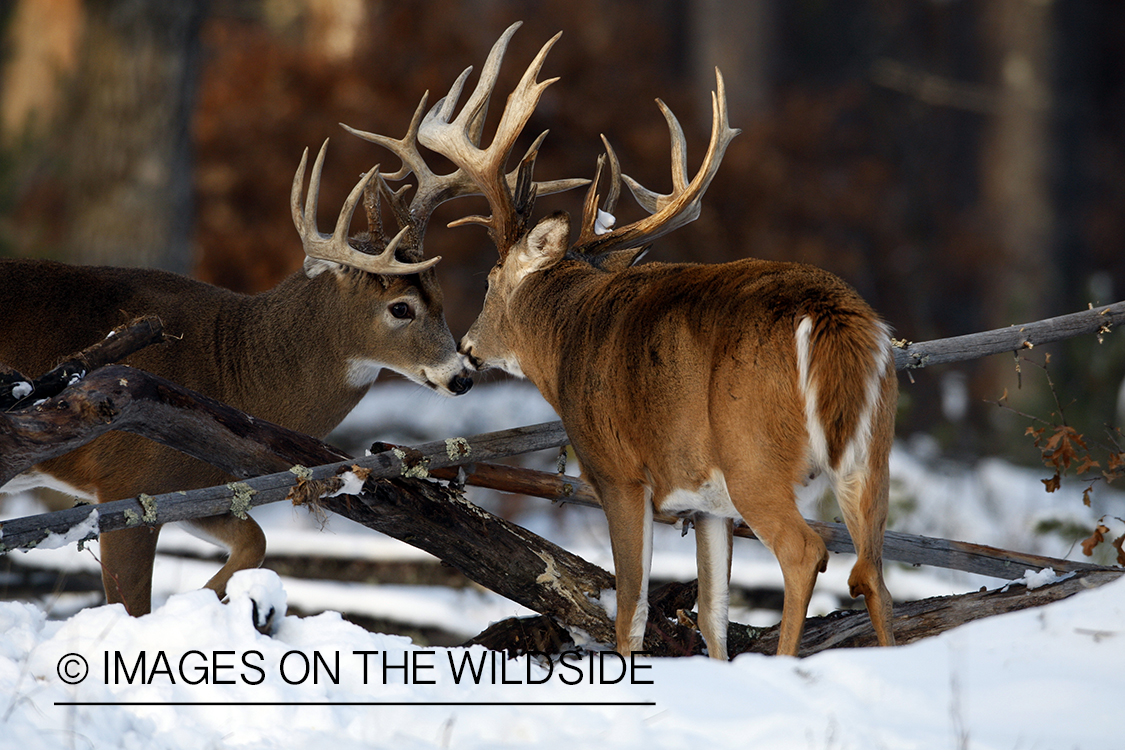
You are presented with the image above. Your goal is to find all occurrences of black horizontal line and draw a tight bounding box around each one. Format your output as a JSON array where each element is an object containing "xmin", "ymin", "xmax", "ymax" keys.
[{"xmin": 55, "ymin": 701, "xmax": 656, "ymax": 707}]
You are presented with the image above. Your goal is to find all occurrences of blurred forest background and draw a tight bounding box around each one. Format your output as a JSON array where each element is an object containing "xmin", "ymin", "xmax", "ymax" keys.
[{"xmin": 1, "ymin": 0, "xmax": 1123, "ymax": 463}]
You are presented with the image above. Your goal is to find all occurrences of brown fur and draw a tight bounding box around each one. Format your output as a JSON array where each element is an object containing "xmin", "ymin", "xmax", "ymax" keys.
[
  {"xmin": 1, "ymin": 257, "xmax": 469, "ymax": 615},
  {"xmin": 462, "ymin": 213, "xmax": 897, "ymax": 658}
]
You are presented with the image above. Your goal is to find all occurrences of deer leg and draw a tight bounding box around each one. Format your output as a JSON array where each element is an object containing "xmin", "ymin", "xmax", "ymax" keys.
[
  {"xmin": 694, "ymin": 513, "xmax": 734, "ymax": 660},
  {"xmin": 834, "ymin": 468, "xmax": 895, "ymax": 647},
  {"xmin": 187, "ymin": 513, "xmax": 267, "ymax": 601},
  {"xmin": 731, "ymin": 477, "xmax": 827, "ymax": 657},
  {"xmin": 599, "ymin": 482, "xmax": 653, "ymax": 657},
  {"xmin": 99, "ymin": 524, "xmax": 161, "ymax": 616}
]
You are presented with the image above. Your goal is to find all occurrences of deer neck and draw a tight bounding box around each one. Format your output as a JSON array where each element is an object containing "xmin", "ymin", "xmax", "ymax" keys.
[
  {"xmin": 506, "ymin": 260, "xmax": 610, "ymax": 411},
  {"xmin": 220, "ymin": 271, "xmax": 367, "ymax": 438}
]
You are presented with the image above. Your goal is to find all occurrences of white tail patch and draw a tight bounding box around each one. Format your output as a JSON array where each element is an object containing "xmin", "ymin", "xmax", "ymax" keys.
[
  {"xmin": 796, "ymin": 316, "xmax": 892, "ymax": 479},
  {"xmin": 795, "ymin": 316, "xmax": 830, "ymax": 470},
  {"xmin": 837, "ymin": 321, "xmax": 893, "ymax": 478}
]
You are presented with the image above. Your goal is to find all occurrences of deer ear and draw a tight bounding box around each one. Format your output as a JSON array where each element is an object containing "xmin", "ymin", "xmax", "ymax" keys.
[{"xmin": 518, "ymin": 212, "xmax": 571, "ymax": 269}]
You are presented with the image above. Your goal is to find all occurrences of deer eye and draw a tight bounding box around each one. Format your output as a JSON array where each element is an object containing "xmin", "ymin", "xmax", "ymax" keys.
[{"xmin": 389, "ymin": 302, "xmax": 413, "ymax": 320}]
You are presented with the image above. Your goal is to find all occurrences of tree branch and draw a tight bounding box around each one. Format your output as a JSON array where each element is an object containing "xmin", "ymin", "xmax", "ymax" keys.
[
  {"xmin": 892, "ymin": 300, "xmax": 1124, "ymax": 370},
  {"xmin": 0, "ymin": 315, "xmax": 165, "ymax": 411}
]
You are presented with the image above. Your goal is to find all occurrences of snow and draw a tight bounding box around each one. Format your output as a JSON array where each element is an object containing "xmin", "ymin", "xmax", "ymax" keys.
[
  {"xmin": 594, "ymin": 209, "xmax": 616, "ymax": 235},
  {"xmin": 324, "ymin": 470, "xmax": 367, "ymax": 498},
  {"xmin": 2, "ymin": 378, "xmax": 1124, "ymax": 748},
  {"xmin": 0, "ymin": 571, "xmax": 1121, "ymax": 749},
  {"xmin": 33, "ymin": 507, "xmax": 100, "ymax": 551},
  {"xmin": 1013, "ymin": 567, "xmax": 1069, "ymax": 591}
]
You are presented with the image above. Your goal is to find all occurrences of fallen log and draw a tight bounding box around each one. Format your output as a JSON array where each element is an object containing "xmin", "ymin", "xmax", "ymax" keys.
[
  {"xmin": 0, "ymin": 315, "xmax": 164, "ymax": 411},
  {"xmin": 0, "ymin": 364, "xmax": 615, "ymax": 646},
  {"xmin": 433, "ymin": 461, "xmax": 1113, "ymax": 580},
  {"xmin": 468, "ymin": 568, "xmax": 1123, "ymax": 658},
  {"xmin": 891, "ymin": 300, "xmax": 1124, "ymax": 371},
  {"xmin": 736, "ymin": 567, "xmax": 1123, "ymax": 657}
]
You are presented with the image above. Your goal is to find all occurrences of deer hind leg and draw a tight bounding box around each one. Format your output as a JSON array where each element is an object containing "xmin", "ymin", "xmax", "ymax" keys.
[
  {"xmin": 694, "ymin": 513, "xmax": 734, "ymax": 660},
  {"xmin": 187, "ymin": 513, "xmax": 267, "ymax": 602},
  {"xmin": 99, "ymin": 525, "xmax": 162, "ymax": 616},
  {"xmin": 834, "ymin": 466, "xmax": 895, "ymax": 647},
  {"xmin": 598, "ymin": 481, "xmax": 653, "ymax": 657},
  {"xmin": 729, "ymin": 472, "xmax": 827, "ymax": 657}
]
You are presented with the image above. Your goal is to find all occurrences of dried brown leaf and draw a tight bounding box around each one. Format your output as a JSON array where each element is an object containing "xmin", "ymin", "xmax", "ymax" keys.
[
  {"xmin": 1075, "ymin": 455, "xmax": 1101, "ymax": 476},
  {"xmin": 1081, "ymin": 523, "xmax": 1109, "ymax": 557}
]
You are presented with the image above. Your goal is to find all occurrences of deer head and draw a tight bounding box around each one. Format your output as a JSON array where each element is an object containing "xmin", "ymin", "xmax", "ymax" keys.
[{"xmin": 450, "ymin": 25, "xmax": 739, "ymax": 377}]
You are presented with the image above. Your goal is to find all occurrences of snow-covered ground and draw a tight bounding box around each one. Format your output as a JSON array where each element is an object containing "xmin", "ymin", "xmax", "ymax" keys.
[{"xmin": 2, "ymin": 379, "xmax": 1123, "ymax": 749}]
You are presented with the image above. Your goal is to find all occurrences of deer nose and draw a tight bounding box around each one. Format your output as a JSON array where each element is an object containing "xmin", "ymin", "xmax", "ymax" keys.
[
  {"xmin": 449, "ymin": 373, "xmax": 473, "ymax": 395},
  {"xmin": 459, "ymin": 343, "xmax": 484, "ymax": 371}
]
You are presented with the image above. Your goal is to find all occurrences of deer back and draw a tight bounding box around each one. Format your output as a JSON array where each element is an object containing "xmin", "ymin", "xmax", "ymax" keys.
[
  {"xmin": 476, "ymin": 220, "xmax": 894, "ymax": 494},
  {"xmin": 0, "ymin": 257, "xmax": 464, "ymax": 439}
]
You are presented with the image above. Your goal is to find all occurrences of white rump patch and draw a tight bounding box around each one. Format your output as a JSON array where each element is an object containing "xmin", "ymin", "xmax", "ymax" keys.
[{"xmin": 796, "ymin": 316, "xmax": 892, "ymax": 479}]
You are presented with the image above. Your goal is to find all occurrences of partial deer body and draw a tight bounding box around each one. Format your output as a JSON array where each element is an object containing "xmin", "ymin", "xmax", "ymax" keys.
[
  {"xmin": 465, "ymin": 218, "xmax": 898, "ymax": 658},
  {"xmin": 0, "ymin": 134, "xmax": 478, "ymax": 616},
  {"xmin": 425, "ymin": 23, "xmax": 898, "ymax": 658}
]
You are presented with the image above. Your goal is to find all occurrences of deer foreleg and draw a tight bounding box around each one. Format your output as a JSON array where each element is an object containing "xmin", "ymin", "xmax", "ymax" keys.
[{"xmin": 600, "ymin": 483, "xmax": 653, "ymax": 657}]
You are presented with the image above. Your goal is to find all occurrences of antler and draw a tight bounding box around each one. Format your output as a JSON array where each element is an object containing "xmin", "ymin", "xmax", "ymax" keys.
[
  {"xmin": 574, "ymin": 68, "xmax": 741, "ymax": 256},
  {"xmin": 412, "ymin": 21, "xmax": 586, "ymax": 255},
  {"xmin": 341, "ymin": 24, "xmax": 586, "ymax": 260},
  {"xmin": 341, "ymin": 95, "xmax": 482, "ymax": 252},
  {"xmin": 290, "ymin": 139, "xmax": 439, "ymax": 275}
]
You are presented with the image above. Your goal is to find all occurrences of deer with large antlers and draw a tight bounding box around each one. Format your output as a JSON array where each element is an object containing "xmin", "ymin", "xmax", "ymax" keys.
[
  {"xmin": 443, "ymin": 23, "xmax": 898, "ymax": 658},
  {"xmin": 0, "ymin": 118, "xmax": 556, "ymax": 615}
]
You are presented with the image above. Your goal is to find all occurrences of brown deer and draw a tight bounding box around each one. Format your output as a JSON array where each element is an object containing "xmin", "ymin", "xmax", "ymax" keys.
[
  {"xmin": 0, "ymin": 116, "xmax": 581, "ymax": 616},
  {"xmin": 429, "ymin": 23, "xmax": 898, "ymax": 659}
]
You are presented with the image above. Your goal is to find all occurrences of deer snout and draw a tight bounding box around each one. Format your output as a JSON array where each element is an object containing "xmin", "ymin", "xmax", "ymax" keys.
[
  {"xmin": 448, "ymin": 372, "xmax": 473, "ymax": 395},
  {"xmin": 458, "ymin": 340, "xmax": 485, "ymax": 371}
]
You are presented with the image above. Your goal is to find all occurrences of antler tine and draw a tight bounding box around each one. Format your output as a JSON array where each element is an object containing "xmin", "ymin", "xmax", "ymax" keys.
[
  {"xmin": 291, "ymin": 139, "xmax": 439, "ymax": 275},
  {"xmin": 575, "ymin": 68, "xmax": 741, "ymax": 256},
  {"xmin": 418, "ymin": 22, "xmax": 566, "ymax": 253},
  {"xmin": 343, "ymin": 98, "xmax": 480, "ymax": 220},
  {"xmin": 290, "ymin": 145, "xmax": 312, "ymax": 236},
  {"xmin": 576, "ymin": 134, "xmax": 624, "ymax": 247},
  {"xmin": 508, "ymin": 130, "xmax": 590, "ymax": 198}
]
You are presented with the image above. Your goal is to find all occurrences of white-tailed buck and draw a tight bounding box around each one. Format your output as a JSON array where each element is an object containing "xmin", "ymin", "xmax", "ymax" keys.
[
  {"xmin": 0, "ymin": 109, "xmax": 584, "ymax": 616},
  {"xmin": 444, "ymin": 24, "xmax": 898, "ymax": 658}
]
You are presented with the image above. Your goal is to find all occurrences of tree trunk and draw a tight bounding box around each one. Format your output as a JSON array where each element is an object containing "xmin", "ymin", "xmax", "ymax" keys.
[{"xmin": 6, "ymin": 0, "xmax": 209, "ymax": 272}]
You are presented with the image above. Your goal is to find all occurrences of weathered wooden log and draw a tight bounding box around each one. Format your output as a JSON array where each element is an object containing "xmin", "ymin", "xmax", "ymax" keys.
[
  {"xmin": 435, "ymin": 462, "xmax": 1114, "ymax": 580},
  {"xmin": 0, "ymin": 315, "xmax": 164, "ymax": 410},
  {"xmin": 0, "ymin": 365, "xmax": 345, "ymax": 488},
  {"xmin": 471, "ymin": 568, "xmax": 1123, "ymax": 658},
  {"xmin": 735, "ymin": 568, "xmax": 1123, "ymax": 657},
  {"xmin": 0, "ymin": 365, "xmax": 613, "ymax": 645},
  {"xmin": 892, "ymin": 300, "xmax": 1124, "ymax": 370}
]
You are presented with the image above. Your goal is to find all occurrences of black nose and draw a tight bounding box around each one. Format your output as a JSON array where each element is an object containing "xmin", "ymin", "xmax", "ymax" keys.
[{"xmin": 449, "ymin": 374, "xmax": 473, "ymax": 395}]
